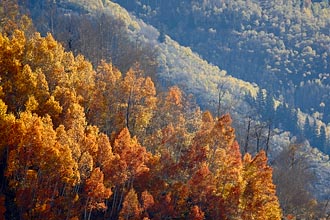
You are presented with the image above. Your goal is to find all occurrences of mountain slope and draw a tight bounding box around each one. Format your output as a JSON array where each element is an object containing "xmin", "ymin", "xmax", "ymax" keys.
[
  {"xmin": 19, "ymin": 0, "xmax": 330, "ymax": 209},
  {"xmin": 113, "ymin": 0, "xmax": 330, "ymax": 154},
  {"xmin": 113, "ymin": 0, "xmax": 330, "ymax": 112}
]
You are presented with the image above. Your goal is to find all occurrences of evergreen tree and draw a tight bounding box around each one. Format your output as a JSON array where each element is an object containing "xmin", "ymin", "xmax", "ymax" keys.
[{"xmin": 318, "ymin": 125, "xmax": 327, "ymax": 154}]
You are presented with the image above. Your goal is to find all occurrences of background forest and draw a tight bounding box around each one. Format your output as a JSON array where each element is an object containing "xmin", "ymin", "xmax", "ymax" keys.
[
  {"xmin": 0, "ymin": 0, "xmax": 330, "ymax": 219},
  {"xmin": 112, "ymin": 0, "xmax": 330, "ymax": 154}
]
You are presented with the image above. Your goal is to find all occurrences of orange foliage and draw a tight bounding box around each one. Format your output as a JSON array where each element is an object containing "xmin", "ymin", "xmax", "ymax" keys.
[
  {"xmin": 189, "ymin": 205, "xmax": 205, "ymax": 220},
  {"xmin": 84, "ymin": 168, "xmax": 112, "ymax": 211},
  {"xmin": 119, "ymin": 189, "xmax": 141, "ymax": 220},
  {"xmin": 0, "ymin": 11, "xmax": 282, "ymax": 220},
  {"xmin": 113, "ymin": 128, "xmax": 150, "ymax": 180}
]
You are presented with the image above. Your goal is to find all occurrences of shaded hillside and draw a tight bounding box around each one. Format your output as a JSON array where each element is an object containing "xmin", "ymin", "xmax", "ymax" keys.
[
  {"xmin": 16, "ymin": 0, "xmax": 330, "ymax": 215},
  {"xmin": 113, "ymin": 0, "xmax": 330, "ymax": 116},
  {"xmin": 20, "ymin": 0, "xmax": 259, "ymax": 130},
  {"xmin": 113, "ymin": 0, "xmax": 330, "ymax": 153},
  {"xmin": 0, "ymin": 2, "xmax": 285, "ymax": 220}
]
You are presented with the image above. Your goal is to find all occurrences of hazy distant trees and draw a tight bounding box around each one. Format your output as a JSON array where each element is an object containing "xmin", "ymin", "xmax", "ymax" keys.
[{"xmin": 113, "ymin": 0, "xmax": 330, "ymax": 154}]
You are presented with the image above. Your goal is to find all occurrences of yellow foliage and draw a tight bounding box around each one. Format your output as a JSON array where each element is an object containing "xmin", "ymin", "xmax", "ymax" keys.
[
  {"xmin": 303, "ymin": 8, "xmax": 313, "ymax": 17},
  {"xmin": 241, "ymin": 151, "xmax": 282, "ymax": 220},
  {"xmin": 25, "ymin": 95, "xmax": 39, "ymax": 112},
  {"xmin": 42, "ymin": 95, "xmax": 63, "ymax": 119},
  {"xmin": 0, "ymin": 99, "xmax": 7, "ymax": 116},
  {"xmin": 73, "ymin": 193, "xmax": 79, "ymax": 202}
]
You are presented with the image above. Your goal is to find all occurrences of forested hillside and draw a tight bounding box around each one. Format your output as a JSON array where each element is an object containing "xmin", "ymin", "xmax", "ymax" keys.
[
  {"xmin": 113, "ymin": 0, "xmax": 330, "ymax": 154},
  {"xmin": 0, "ymin": 0, "xmax": 329, "ymax": 219},
  {"xmin": 0, "ymin": 2, "xmax": 283, "ymax": 220}
]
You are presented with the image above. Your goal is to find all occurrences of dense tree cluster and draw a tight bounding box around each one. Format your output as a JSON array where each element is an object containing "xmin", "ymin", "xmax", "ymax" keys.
[
  {"xmin": 19, "ymin": 0, "xmax": 158, "ymax": 81},
  {"xmin": 113, "ymin": 0, "xmax": 330, "ymax": 153},
  {"xmin": 0, "ymin": 5, "xmax": 283, "ymax": 220},
  {"xmin": 17, "ymin": 0, "xmax": 330, "ymax": 157},
  {"xmin": 114, "ymin": 0, "xmax": 330, "ymax": 115}
]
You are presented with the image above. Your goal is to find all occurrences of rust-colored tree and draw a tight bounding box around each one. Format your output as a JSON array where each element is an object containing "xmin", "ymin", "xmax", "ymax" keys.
[
  {"xmin": 5, "ymin": 112, "xmax": 79, "ymax": 220},
  {"xmin": 84, "ymin": 167, "xmax": 112, "ymax": 220},
  {"xmin": 184, "ymin": 114, "xmax": 244, "ymax": 219},
  {"xmin": 140, "ymin": 190, "xmax": 155, "ymax": 219},
  {"xmin": 118, "ymin": 188, "xmax": 142, "ymax": 220},
  {"xmin": 188, "ymin": 205, "xmax": 205, "ymax": 220},
  {"xmin": 112, "ymin": 128, "xmax": 150, "ymax": 185},
  {"xmin": 107, "ymin": 128, "xmax": 150, "ymax": 219},
  {"xmin": 187, "ymin": 163, "xmax": 216, "ymax": 217}
]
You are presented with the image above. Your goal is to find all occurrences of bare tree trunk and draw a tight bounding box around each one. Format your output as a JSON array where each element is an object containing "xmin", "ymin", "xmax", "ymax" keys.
[
  {"xmin": 110, "ymin": 187, "xmax": 118, "ymax": 218},
  {"xmin": 217, "ymin": 82, "xmax": 227, "ymax": 118},
  {"xmin": 126, "ymin": 87, "xmax": 133, "ymax": 131},
  {"xmin": 84, "ymin": 197, "xmax": 90, "ymax": 220},
  {"xmin": 117, "ymin": 182, "xmax": 127, "ymax": 211},
  {"xmin": 87, "ymin": 208, "xmax": 92, "ymax": 220},
  {"xmin": 244, "ymin": 117, "xmax": 251, "ymax": 154},
  {"xmin": 265, "ymin": 121, "xmax": 272, "ymax": 156}
]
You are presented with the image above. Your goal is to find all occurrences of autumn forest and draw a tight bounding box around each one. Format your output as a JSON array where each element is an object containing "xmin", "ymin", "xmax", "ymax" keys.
[{"xmin": 0, "ymin": 0, "xmax": 329, "ymax": 220}]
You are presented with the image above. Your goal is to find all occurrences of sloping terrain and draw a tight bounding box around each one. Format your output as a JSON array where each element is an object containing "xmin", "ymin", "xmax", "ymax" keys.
[
  {"xmin": 113, "ymin": 0, "xmax": 330, "ymax": 154},
  {"xmin": 19, "ymin": 0, "xmax": 330, "ymax": 209}
]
